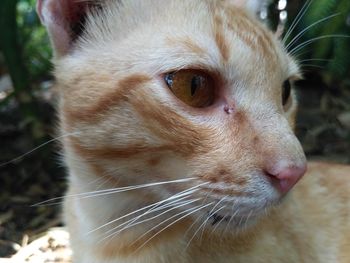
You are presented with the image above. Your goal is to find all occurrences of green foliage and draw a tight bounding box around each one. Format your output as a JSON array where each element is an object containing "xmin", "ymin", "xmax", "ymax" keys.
[
  {"xmin": 287, "ymin": 0, "xmax": 350, "ymax": 82},
  {"xmin": 0, "ymin": 0, "xmax": 51, "ymax": 138},
  {"xmin": 17, "ymin": 0, "xmax": 52, "ymax": 81}
]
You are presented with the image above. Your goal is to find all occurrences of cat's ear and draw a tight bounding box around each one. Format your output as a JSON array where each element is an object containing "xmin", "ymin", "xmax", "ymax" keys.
[
  {"xmin": 228, "ymin": 0, "xmax": 270, "ymax": 16},
  {"xmin": 36, "ymin": 0, "xmax": 92, "ymax": 57}
]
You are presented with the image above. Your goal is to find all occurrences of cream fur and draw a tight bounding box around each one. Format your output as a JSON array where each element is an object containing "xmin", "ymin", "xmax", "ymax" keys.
[{"xmin": 37, "ymin": 0, "xmax": 350, "ymax": 262}]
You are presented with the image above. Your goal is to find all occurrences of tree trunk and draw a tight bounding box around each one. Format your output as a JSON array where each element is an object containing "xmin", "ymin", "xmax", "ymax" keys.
[
  {"xmin": 0, "ymin": 0, "xmax": 36, "ymax": 117},
  {"xmin": 0, "ymin": 0, "xmax": 46, "ymax": 140}
]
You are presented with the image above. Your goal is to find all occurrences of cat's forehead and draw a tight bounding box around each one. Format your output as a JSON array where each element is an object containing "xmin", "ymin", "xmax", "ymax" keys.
[{"xmin": 70, "ymin": 0, "xmax": 298, "ymax": 82}]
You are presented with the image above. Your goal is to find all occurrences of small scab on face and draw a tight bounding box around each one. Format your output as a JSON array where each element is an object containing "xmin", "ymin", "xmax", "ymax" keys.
[{"xmin": 224, "ymin": 105, "xmax": 234, "ymax": 114}]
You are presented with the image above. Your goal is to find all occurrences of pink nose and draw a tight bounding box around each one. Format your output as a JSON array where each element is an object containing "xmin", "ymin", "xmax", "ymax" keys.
[{"xmin": 266, "ymin": 162, "xmax": 307, "ymax": 194}]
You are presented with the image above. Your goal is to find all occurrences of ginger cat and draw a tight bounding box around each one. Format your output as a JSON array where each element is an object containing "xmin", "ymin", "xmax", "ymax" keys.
[{"xmin": 37, "ymin": 0, "xmax": 350, "ymax": 262}]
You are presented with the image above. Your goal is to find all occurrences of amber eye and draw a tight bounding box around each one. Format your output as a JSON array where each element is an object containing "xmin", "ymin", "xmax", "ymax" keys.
[
  {"xmin": 282, "ymin": 79, "xmax": 291, "ymax": 106},
  {"xmin": 164, "ymin": 70, "xmax": 215, "ymax": 108}
]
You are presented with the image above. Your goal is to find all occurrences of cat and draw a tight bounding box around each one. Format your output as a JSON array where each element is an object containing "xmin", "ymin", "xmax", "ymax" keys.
[{"xmin": 37, "ymin": 0, "xmax": 350, "ymax": 262}]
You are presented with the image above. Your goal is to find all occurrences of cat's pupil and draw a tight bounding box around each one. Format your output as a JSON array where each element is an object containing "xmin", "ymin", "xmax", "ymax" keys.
[
  {"xmin": 191, "ymin": 76, "xmax": 202, "ymax": 96},
  {"xmin": 282, "ymin": 80, "xmax": 291, "ymax": 106}
]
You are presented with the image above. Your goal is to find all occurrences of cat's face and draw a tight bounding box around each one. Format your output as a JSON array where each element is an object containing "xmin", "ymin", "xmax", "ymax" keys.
[{"xmin": 39, "ymin": 0, "xmax": 306, "ymax": 231}]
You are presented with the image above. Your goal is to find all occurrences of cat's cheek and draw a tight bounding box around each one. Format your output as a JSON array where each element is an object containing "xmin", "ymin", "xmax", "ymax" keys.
[{"xmin": 283, "ymin": 93, "xmax": 298, "ymax": 131}]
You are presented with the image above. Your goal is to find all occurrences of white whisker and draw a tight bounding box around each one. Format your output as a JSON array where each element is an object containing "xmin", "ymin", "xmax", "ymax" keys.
[
  {"xmin": 286, "ymin": 13, "xmax": 340, "ymax": 50},
  {"xmin": 290, "ymin": 34, "xmax": 350, "ymax": 56},
  {"xmin": 184, "ymin": 212, "xmax": 207, "ymax": 249},
  {"xmin": 33, "ymin": 177, "xmax": 196, "ymax": 206},
  {"xmin": 243, "ymin": 210, "xmax": 254, "ymax": 230},
  {"xmin": 0, "ymin": 132, "xmax": 80, "ymax": 168},
  {"xmin": 300, "ymin": 64, "xmax": 325, "ymax": 69},
  {"xmin": 183, "ymin": 188, "xmax": 214, "ymax": 248},
  {"xmin": 227, "ymin": 206, "xmax": 240, "ymax": 229},
  {"xmin": 101, "ymin": 198, "xmax": 202, "ymax": 242},
  {"xmin": 299, "ymin": 58, "xmax": 332, "ymax": 63},
  {"xmin": 186, "ymin": 207, "xmax": 225, "ymax": 249},
  {"xmin": 223, "ymin": 200, "xmax": 238, "ymax": 234},
  {"xmin": 199, "ymin": 197, "xmax": 227, "ymax": 242},
  {"xmin": 125, "ymin": 182, "xmax": 208, "ymax": 227},
  {"xmin": 89, "ymin": 196, "xmax": 190, "ymax": 236},
  {"xmin": 86, "ymin": 182, "xmax": 208, "ymax": 235},
  {"xmin": 134, "ymin": 202, "xmax": 214, "ymax": 253},
  {"xmin": 283, "ymin": 0, "xmax": 313, "ymax": 43},
  {"xmin": 210, "ymin": 206, "xmax": 228, "ymax": 235},
  {"xmin": 196, "ymin": 205, "xmax": 227, "ymax": 246},
  {"xmin": 95, "ymin": 175, "xmax": 118, "ymax": 191}
]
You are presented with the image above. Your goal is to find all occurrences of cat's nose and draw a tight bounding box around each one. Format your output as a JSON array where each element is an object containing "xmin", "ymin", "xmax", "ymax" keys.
[{"xmin": 265, "ymin": 162, "xmax": 307, "ymax": 194}]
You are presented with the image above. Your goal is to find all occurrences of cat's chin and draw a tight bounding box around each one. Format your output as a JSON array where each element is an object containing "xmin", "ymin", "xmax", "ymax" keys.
[
  {"xmin": 204, "ymin": 208, "xmax": 266, "ymax": 233},
  {"xmin": 196, "ymin": 195, "xmax": 282, "ymax": 233},
  {"xmin": 187, "ymin": 176, "xmax": 283, "ymax": 232}
]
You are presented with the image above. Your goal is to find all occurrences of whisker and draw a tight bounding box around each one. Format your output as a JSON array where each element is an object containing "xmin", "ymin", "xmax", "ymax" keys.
[
  {"xmin": 86, "ymin": 182, "xmax": 208, "ymax": 235},
  {"xmin": 184, "ymin": 188, "xmax": 214, "ymax": 239},
  {"xmin": 210, "ymin": 206, "xmax": 228, "ymax": 235},
  {"xmin": 100, "ymin": 198, "xmax": 202, "ymax": 242},
  {"xmin": 245, "ymin": 210, "xmax": 253, "ymax": 229},
  {"xmin": 92, "ymin": 196, "xmax": 191, "ymax": 236},
  {"xmin": 80, "ymin": 178, "xmax": 198, "ymax": 199},
  {"xmin": 32, "ymin": 178, "xmax": 117, "ymax": 207},
  {"xmin": 33, "ymin": 177, "xmax": 196, "ymax": 206},
  {"xmin": 134, "ymin": 202, "xmax": 214, "ymax": 253},
  {"xmin": 86, "ymin": 175, "xmax": 112, "ymax": 188},
  {"xmin": 184, "ymin": 212, "xmax": 207, "ymax": 249},
  {"xmin": 238, "ymin": 212, "xmax": 246, "ymax": 227},
  {"xmin": 298, "ymin": 58, "xmax": 332, "ymax": 63},
  {"xmin": 226, "ymin": 206, "xmax": 240, "ymax": 229},
  {"xmin": 286, "ymin": 13, "xmax": 340, "ymax": 50},
  {"xmin": 223, "ymin": 200, "xmax": 238, "ymax": 233},
  {"xmin": 199, "ymin": 197, "xmax": 227, "ymax": 242},
  {"xmin": 107, "ymin": 197, "xmax": 199, "ymax": 234},
  {"xmin": 32, "ymin": 201, "xmax": 65, "ymax": 207},
  {"xmin": 293, "ymin": 49, "xmax": 312, "ymax": 61},
  {"xmin": 187, "ymin": 204, "xmax": 226, "ymax": 249},
  {"xmin": 124, "ymin": 182, "xmax": 208, "ymax": 227},
  {"xmin": 104, "ymin": 194, "xmax": 199, "ymax": 234},
  {"xmin": 283, "ymin": 0, "xmax": 314, "ymax": 43},
  {"xmin": 120, "ymin": 198, "xmax": 202, "ymax": 230},
  {"xmin": 0, "ymin": 132, "xmax": 80, "ymax": 168},
  {"xmin": 95, "ymin": 175, "xmax": 118, "ymax": 191},
  {"xmin": 289, "ymin": 34, "xmax": 350, "ymax": 56},
  {"xmin": 301, "ymin": 64, "xmax": 325, "ymax": 68}
]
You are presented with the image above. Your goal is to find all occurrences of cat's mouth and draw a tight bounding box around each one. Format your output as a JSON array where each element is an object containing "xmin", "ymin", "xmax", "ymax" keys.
[
  {"xmin": 209, "ymin": 212, "xmax": 230, "ymax": 226},
  {"xmin": 208, "ymin": 211, "xmax": 259, "ymax": 229}
]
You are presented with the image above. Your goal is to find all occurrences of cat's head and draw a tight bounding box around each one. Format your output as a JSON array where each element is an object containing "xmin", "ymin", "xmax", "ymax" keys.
[{"xmin": 38, "ymin": 0, "xmax": 306, "ymax": 231}]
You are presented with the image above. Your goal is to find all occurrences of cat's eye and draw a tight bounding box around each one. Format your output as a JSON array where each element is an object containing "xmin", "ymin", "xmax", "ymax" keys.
[
  {"xmin": 164, "ymin": 70, "xmax": 215, "ymax": 108},
  {"xmin": 282, "ymin": 79, "xmax": 292, "ymax": 106}
]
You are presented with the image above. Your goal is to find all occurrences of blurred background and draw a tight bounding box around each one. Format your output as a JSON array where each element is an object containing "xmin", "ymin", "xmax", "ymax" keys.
[{"xmin": 0, "ymin": 0, "xmax": 349, "ymax": 259}]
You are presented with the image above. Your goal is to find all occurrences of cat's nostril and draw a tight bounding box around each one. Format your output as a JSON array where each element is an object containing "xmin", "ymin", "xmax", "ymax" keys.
[
  {"xmin": 264, "ymin": 171, "xmax": 280, "ymax": 187},
  {"xmin": 265, "ymin": 162, "xmax": 307, "ymax": 194}
]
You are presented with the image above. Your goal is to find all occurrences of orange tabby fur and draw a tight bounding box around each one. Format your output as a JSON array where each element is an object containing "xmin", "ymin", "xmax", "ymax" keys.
[{"xmin": 37, "ymin": 0, "xmax": 350, "ymax": 262}]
